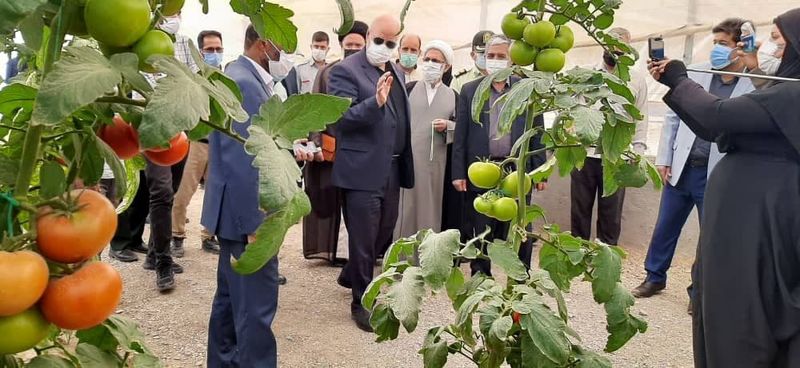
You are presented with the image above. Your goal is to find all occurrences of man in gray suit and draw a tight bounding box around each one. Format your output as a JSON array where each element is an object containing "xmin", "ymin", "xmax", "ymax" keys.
[
  {"xmin": 202, "ymin": 24, "xmax": 312, "ymax": 367},
  {"xmin": 328, "ymin": 14, "xmax": 414, "ymax": 332},
  {"xmin": 633, "ymin": 18, "xmax": 755, "ymax": 301}
]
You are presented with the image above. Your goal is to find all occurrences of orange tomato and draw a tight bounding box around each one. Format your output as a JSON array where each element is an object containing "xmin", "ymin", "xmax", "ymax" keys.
[{"xmin": 40, "ymin": 262, "xmax": 122, "ymax": 330}]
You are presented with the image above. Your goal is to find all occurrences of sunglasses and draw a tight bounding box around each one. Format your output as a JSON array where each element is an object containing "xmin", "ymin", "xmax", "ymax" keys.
[
  {"xmin": 373, "ymin": 37, "xmax": 398, "ymax": 49},
  {"xmin": 423, "ymin": 57, "xmax": 445, "ymax": 64},
  {"xmin": 203, "ymin": 47, "xmax": 224, "ymax": 53}
]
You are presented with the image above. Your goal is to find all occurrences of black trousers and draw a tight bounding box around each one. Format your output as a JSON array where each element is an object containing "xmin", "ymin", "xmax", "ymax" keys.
[
  {"xmin": 570, "ymin": 157, "xmax": 626, "ymax": 245},
  {"xmin": 464, "ymin": 191, "xmax": 533, "ymax": 276},
  {"xmin": 111, "ymin": 171, "xmax": 149, "ymax": 251},
  {"xmin": 144, "ymin": 158, "xmax": 186, "ymax": 266},
  {"xmin": 340, "ymin": 162, "xmax": 401, "ymax": 307}
]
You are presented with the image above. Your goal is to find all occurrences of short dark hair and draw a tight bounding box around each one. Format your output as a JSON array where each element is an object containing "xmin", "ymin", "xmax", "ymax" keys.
[
  {"xmin": 338, "ymin": 20, "xmax": 368, "ymax": 44},
  {"xmin": 712, "ymin": 18, "xmax": 751, "ymax": 42},
  {"xmin": 197, "ymin": 30, "xmax": 222, "ymax": 49},
  {"xmin": 244, "ymin": 24, "xmax": 261, "ymax": 50},
  {"xmin": 312, "ymin": 31, "xmax": 329, "ymax": 43}
]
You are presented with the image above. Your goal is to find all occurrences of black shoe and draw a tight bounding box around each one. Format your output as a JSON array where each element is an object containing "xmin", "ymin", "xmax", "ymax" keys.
[
  {"xmin": 109, "ymin": 249, "xmax": 138, "ymax": 262},
  {"xmin": 351, "ymin": 305, "xmax": 373, "ymax": 332},
  {"xmin": 278, "ymin": 274, "xmax": 287, "ymax": 285},
  {"xmin": 201, "ymin": 237, "xmax": 221, "ymax": 254},
  {"xmin": 129, "ymin": 242, "xmax": 149, "ymax": 254},
  {"xmin": 632, "ymin": 281, "xmax": 666, "ymax": 298},
  {"xmin": 156, "ymin": 264, "xmax": 175, "ymax": 292},
  {"xmin": 337, "ymin": 272, "xmax": 352, "ymax": 289},
  {"xmin": 143, "ymin": 257, "xmax": 183, "ymax": 274},
  {"xmin": 687, "ymin": 300, "xmax": 693, "ymax": 315},
  {"xmin": 171, "ymin": 238, "xmax": 185, "ymax": 258}
]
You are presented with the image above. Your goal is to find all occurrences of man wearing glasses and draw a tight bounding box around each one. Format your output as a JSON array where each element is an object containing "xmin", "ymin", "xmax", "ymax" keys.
[{"xmin": 327, "ymin": 14, "xmax": 414, "ymax": 332}]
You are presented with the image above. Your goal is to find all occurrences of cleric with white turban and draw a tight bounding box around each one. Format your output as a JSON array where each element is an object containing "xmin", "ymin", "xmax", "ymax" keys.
[{"xmin": 419, "ymin": 40, "xmax": 455, "ymax": 85}]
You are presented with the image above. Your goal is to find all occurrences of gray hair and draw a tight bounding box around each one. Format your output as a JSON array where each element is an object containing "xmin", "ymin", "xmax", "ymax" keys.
[
  {"xmin": 608, "ymin": 27, "xmax": 631, "ymax": 43},
  {"xmin": 486, "ymin": 35, "xmax": 511, "ymax": 48}
]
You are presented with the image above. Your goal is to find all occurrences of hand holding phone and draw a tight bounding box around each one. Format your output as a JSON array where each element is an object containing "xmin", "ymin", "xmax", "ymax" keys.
[{"xmin": 649, "ymin": 36, "xmax": 665, "ymax": 61}]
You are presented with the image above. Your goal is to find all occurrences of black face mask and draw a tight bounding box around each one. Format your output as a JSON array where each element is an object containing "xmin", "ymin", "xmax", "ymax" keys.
[
  {"xmin": 603, "ymin": 50, "xmax": 622, "ymax": 68},
  {"xmin": 344, "ymin": 48, "xmax": 360, "ymax": 58}
]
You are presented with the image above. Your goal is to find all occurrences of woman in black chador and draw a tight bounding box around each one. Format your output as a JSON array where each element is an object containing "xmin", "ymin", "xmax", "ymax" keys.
[{"xmin": 650, "ymin": 8, "xmax": 800, "ymax": 367}]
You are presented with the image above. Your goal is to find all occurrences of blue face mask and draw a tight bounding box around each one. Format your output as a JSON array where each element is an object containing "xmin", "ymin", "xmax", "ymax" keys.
[
  {"xmin": 203, "ymin": 52, "xmax": 223, "ymax": 68},
  {"xmin": 710, "ymin": 44, "xmax": 737, "ymax": 70}
]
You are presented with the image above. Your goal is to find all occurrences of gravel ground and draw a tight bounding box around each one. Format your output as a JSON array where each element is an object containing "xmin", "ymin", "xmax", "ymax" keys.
[{"xmin": 108, "ymin": 189, "xmax": 695, "ymax": 368}]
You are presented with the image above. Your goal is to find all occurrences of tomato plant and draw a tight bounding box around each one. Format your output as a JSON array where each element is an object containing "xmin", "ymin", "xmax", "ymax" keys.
[
  {"xmin": 1, "ymin": 0, "xmax": 354, "ymax": 365},
  {"xmin": 364, "ymin": 0, "xmax": 663, "ymax": 367},
  {"xmin": 36, "ymin": 190, "xmax": 117, "ymax": 264},
  {"xmin": 0, "ymin": 251, "xmax": 49, "ymax": 317},
  {"xmin": 0, "ymin": 308, "xmax": 52, "ymax": 355},
  {"xmin": 143, "ymin": 131, "xmax": 189, "ymax": 166}
]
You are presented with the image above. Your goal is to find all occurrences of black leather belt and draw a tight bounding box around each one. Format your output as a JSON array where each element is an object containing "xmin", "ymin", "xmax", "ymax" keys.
[{"xmin": 688, "ymin": 158, "xmax": 708, "ymax": 168}]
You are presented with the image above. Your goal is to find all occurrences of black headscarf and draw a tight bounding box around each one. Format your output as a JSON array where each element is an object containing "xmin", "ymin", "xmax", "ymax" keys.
[{"xmin": 747, "ymin": 8, "xmax": 800, "ymax": 155}]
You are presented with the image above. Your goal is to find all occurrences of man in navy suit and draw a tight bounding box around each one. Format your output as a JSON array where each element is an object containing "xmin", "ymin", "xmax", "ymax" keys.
[
  {"xmin": 328, "ymin": 14, "xmax": 414, "ymax": 332},
  {"xmin": 202, "ymin": 25, "xmax": 312, "ymax": 367},
  {"xmin": 451, "ymin": 35, "xmax": 547, "ymax": 276}
]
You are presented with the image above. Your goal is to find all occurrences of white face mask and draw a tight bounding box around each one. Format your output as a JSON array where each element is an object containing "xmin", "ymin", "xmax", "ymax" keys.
[
  {"xmin": 475, "ymin": 53, "xmax": 487, "ymax": 70},
  {"xmin": 267, "ymin": 49, "xmax": 294, "ymax": 82},
  {"xmin": 159, "ymin": 17, "xmax": 181, "ymax": 35},
  {"xmin": 311, "ymin": 48, "xmax": 327, "ymax": 62},
  {"xmin": 485, "ymin": 58, "xmax": 509, "ymax": 75},
  {"xmin": 421, "ymin": 61, "xmax": 444, "ymax": 84},
  {"xmin": 758, "ymin": 38, "xmax": 783, "ymax": 75},
  {"xmin": 366, "ymin": 39, "xmax": 394, "ymax": 66}
]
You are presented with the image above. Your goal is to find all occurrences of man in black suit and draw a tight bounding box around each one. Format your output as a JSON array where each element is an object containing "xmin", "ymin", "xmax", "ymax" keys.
[
  {"xmin": 452, "ymin": 35, "xmax": 546, "ymax": 276},
  {"xmin": 327, "ymin": 14, "xmax": 414, "ymax": 332}
]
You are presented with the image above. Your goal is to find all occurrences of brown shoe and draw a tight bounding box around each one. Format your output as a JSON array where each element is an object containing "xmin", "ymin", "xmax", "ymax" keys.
[{"xmin": 632, "ymin": 281, "xmax": 666, "ymax": 298}]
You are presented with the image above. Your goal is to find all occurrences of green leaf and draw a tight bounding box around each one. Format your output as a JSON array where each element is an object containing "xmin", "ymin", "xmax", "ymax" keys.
[
  {"xmin": 76, "ymin": 343, "xmax": 120, "ymax": 368},
  {"xmin": 399, "ymin": 0, "xmax": 415, "ymax": 34},
  {"xmin": 116, "ymin": 156, "xmax": 145, "ymax": 214},
  {"xmin": 207, "ymin": 79, "xmax": 248, "ymax": 123},
  {"xmin": 520, "ymin": 332, "xmax": 559, "ymax": 368},
  {"xmin": 574, "ymin": 346, "xmax": 612, "ymax": 368},
  {"xmin": 370, "ymin": 303, "xmax": 400, "ymax": 342},
  {"xmin": 554, "ymin": 93, "xmax": 578, "ymax": 109},
  {"xmin": 590, "ymin": 245, "xmax": 622, "ymax": 303},
  {"xmin": 614, "ymin": 160, "xmax": 647, "ymax": 188},
  {"xmin": 539, "ymin": 242, "xmax": 585, "ymax": 290},
  {"xmin": 489, "ymin": 315, "xmax": 513, "ymax": 347},
  {"xmin": 445, "ymin": 267, "xmax": 465, "ymax": 301},
  {"xmin": 39, "ymin": 161, "xmax": 66, "ymax": 199},
  {"xmin": 109, "ymin": 53, "xmax": 154, "ymax": 96},
  {"xmin": 601, "ymin": 157, "xmax": 620, "ymax": 197},
  {"xmin": 77, "ymin": 324, "xmax": 119, "ymax": 352},
  {"xmin": 18, "ymin": 8, "xmax": 45, "ymax": 52},
  {"xmin": 139, "ymin": 55, "xmax": 211, "ymax": 149},
  {"xmin": 27, "ymin": 355, "xmax": 74, "ymax": 368},
  {"xmin": 131, "ymin": 353, "xmax": 162, "ymax": 368},
  {"xmin": 521, "ymin": 299, "xmax": 571, "ymax": 365},
  {"xmin": 487, "ymin": 241, "xmax": 528, "ymax": 281},
  {"xmin": 603, "ymin": 283, "xmax": 647, "ymax": 352},
  {"xmin": 419, "ymin": 327, "xmax": 448, "ymax": 368},
  {"xmin": 471, "ymin": 75, "xmax": 493, "ymax": 125},
  {"xmin": 386, "ymin": 266, "xmax": 426, "ymax": 333},
  {"xmin": 362, "ymin": 269, "xmax": 399, "ymax": 310},
  {"xmin": 232, "ymin": 192, "xmax": 310, "ymax": 274},
  {"xmin": 0, "ymin": 0, "xmax": 47, "ymax": 34},
  {"xmin": 333, "ymin": 0, "xmax": 355, "ymax": 35},
  {"xmin": 188, "ymin": 120, "xmax": 215, "ymax": 141},
  {"xmin": 510, "ymin": 128, "xmax": 539, "ymax": 158},
  {"xmin": 554, "ymin": 146, "xmax": 587, "ymax": 176},
  {"xmin": 245, "ymin": 125, "xmax": 303, "ymax": 211},
  {"xmin": 530, "ymin": 270, "xmax": 571, "ymax": 323},
  {"xmin": 103, "ymin": 316, "xmax": 152, "ymax": 354},
  {"xmin": 600, "ymin": 120, "xmax": 634, "ymax": 164},
  {"xmin": 80, "ymin": 136, "xmax": 105, "ymax": 186},
  {"xmin": 231, "ymin": 1, "xmax": 298, "ymax": 53},
  {"xmin": 94, "ymin": 136, "xmax": 127, "ymax": 199},
  {"xmin": 645, "ymin": 159, "xmax": 664, "ymax": 190},
  {"xmin": 383, "ymin": 233, "xmax": 420, "ymax": 271},
  {"xmin": 251, "ymin": 94, "xmax": 350, "ymax": 142},
  {"xmin": 603, "ymin": 74, "xmax": 634, "ymax": 103},
  {"xmin": 456, "ymin": 290, "xmax": 486, "ymax": 326},
  {"xmin": 496, "ymin": 79, "xmax": 535, "ymax": 136},
  {"xmin": 32, "ymin": 47, "xmax": 122, "ymax": 125},
  {"xmin": 418, "ymin": 229, "xmax": 460, "ymax": 290},
  {"xmin": 0, "ymin": 83, "xmax": 36, "ymax": 116},
  {"xmin": 571, "ymin": 105, "xmax": 604, "ymax": 144},
  {"xmin": 528, "ymin": 156, "xmax": 555, "ymax": 184}
]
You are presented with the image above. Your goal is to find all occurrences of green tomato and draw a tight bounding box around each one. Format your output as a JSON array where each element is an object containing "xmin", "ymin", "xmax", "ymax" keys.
[
  {"xmin": 468, "ymin": 162, "xmax": 503, "ymax": 189},
  {"xmin": 0, "ymin": 308, "xmax": 52, "ymax": 354},
  {"xmin": 133, "ymin": 30, "xmax": 175, "ymax": 73},
  {"xmin": 593, "ymin": 14, "xmax": 614, "ymax": 30},
  {"xmin": 501, "ymin": 171, "xmax": 533, "ymax": 198},
  {"xmin": 501, "ymin": 13, "xmax": 531, "ymax": 41},
  {"xmin": 523, "ymin": 21, "xmax": 556, "ymax": 48},
  {"xmin": 85, "ymin": 0, "xmax": 152, "ymax": 48},
  {"xmin": 492, "ymin": 197, "xmax": 518, "ymax": 222},
  {"xmin": 473, "ymin": 196, "xmax": 494, "ymax": 216}
]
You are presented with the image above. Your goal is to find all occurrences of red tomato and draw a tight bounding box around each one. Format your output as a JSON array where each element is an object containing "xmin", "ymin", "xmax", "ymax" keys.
[
  {"xmin": 98, "ymin": 115, "xmax": 140, "ymax": 159},
  {"xmin": 36, "ymin": 189, "xmax": 118, "ymax": 264},
  {"xmin": 143, "ymin": 132, "xmax": 189, "ymax": 166},
  {"xmin": 0, "ymin": 251, "xmax": 50, "ymax": 316},
  {"xmin": 40, "ymin": 262, "xmax": 123, "ymax": 330}
]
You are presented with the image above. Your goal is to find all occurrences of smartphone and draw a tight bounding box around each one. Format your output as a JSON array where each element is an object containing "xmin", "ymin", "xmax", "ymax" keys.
[
  {"xmin": 648, "ymin": 36, "xmax": 665, "ymax": 61},
  {"xmin": 305, "ymin": 141, "xmax": 321, "ymax": 153},
  {"xmin": 740, "ymin": 21, "xmax": 756, "ymax": 53}
]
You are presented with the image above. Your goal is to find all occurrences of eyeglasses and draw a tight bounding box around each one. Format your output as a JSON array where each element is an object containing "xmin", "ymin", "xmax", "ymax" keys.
[
  {"xmin": 203, "ymin": 47, "xmax": 224, "ymax": 53},
  {"xmin": 373, "ymin": 37, "xmax": 398, "ymax": 49},
  {"xmin": 423, "ymin": 57, "xmax": 445, "ymax": 64}
]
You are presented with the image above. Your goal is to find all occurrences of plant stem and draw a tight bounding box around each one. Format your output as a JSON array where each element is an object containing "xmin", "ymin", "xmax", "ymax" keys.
[
  {"xmin": 13, "ymin": 125, "xmax": 44, "ymax": 198},
  {"xmin": 95, "ymin": 96, "xmax": 148, "ymax": 107},
  {"xmin": 0, "ymin": 124, "xmax": 26, "ymax": 132},
  {"xmin": 201, "ymin": 120, "xmax": 245, "ymax": 144},
  {"xmin": 43, "ymin": 130, "xmax": 82, "ymax": 142}
]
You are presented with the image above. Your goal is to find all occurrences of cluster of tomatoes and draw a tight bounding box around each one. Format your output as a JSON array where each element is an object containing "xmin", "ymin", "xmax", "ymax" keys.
[
  {"xmin": 98, "ymin": 115, "xmax": 189, "ymax": 166},
  {"xmin": 0, "ymin": 190, "xmax": 122, "ymax": 355},
  {"xmin": 468, "ymin": 161, "xmax": 535, "ymax": 222},
  {"xmin": 501, "ymin": 13, "xmax": 574, "ymax": 73}
]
